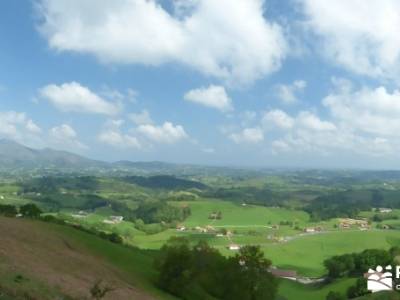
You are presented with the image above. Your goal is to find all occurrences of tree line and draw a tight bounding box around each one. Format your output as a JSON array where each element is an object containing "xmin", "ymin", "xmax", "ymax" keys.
[{"xmin": 155, "ymin": 237, "xmax": 278, "ymax": 300}]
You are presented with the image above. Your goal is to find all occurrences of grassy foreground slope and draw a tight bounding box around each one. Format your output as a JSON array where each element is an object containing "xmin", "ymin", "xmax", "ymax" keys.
[{"xmin": 0, "ymin": 217, "xmax": 175, "ymax": 300}]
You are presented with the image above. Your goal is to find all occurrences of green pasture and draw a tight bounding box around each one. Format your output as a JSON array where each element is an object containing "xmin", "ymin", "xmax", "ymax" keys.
[
  {"xmin": 171, "ymin": 200, "xmax": 310, "ymax": 227},
  {"xmin": 278, "ymin": 278, "xmax": 356, "ymax": 300},
  {"xmin": 258, "ymin": 230, "xmax": 400, "ymax": 277}
]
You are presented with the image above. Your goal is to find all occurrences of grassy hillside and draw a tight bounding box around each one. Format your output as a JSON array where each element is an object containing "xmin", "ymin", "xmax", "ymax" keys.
[{"xmin": 0, "ymin": 216, "xmax": 175, "ymax": 300}]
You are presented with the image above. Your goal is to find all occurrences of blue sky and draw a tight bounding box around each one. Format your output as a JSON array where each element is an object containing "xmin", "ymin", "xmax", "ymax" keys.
[{"xmin": 1, "ymin": 0, "xmax": 400, "ymax": 168}]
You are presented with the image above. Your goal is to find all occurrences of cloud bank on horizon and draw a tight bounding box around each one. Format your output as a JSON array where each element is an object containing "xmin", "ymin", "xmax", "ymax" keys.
[{"xmin": 1, "ymin": 0, "xmax": 400, "ymax": 168}]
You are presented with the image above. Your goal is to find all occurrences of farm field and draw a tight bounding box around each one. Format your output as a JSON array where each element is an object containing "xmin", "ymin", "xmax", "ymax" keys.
[
  {"xmin": 172, "ymin": 200, "xmax": 310, "ymax": 227},
  {"xmin": 278, "ymin": 278, "xmax": 357, "ymax": 300},
  {"xmin": 5, "ymin": 172, "xmax": 400, "ymax": 299},
  {"xmin": 55, "ymin": 199, "xmax": 400, "ymax": 280},
  {"xmin": 257, "ymin": 230, "xmax": 400, "ymax": 277}
]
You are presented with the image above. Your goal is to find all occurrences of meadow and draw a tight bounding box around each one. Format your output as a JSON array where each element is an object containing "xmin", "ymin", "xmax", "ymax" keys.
[
  {"xmin": 55, "ymin": 199, "xmax": 400, "ymax": 280},
  {"xmin": 5, "ymin": 172, "xmax": 400, "ymax": 299}
]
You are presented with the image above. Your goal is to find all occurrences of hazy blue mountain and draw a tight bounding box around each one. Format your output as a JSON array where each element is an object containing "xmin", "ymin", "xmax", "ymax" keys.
[{"xmin": 0, "ymin": 139, "xmax": 102, "ymax": 169}]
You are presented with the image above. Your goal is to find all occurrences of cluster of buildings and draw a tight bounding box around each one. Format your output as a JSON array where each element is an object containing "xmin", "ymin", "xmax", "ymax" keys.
[
  {"xmin": 378, "ymin": 208, "xmax": 393, "ymax": 213},
  {"xmin": 102, "ymin": 215, "xmax": 124, "ymax": 224},
  {"xmin": 338, "ymin": 218, "xmax": 370, "ymax": 230},
  {"xmin": 303, "ymin": 226, "xmax": 323, "ymax": 233},
  {"xmin": 71, "ymin": 211, "xmax": 88, "ymax": 218}
]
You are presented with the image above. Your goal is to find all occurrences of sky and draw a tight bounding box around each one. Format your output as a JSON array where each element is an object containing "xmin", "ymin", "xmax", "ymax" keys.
[{"xmin": 1, "ymin": 0, "xmax": 400, "ymax": 169}]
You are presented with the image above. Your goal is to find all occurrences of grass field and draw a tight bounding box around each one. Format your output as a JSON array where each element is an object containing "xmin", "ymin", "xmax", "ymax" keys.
[
  {"xmin": 2, "ymin": 216, "xmax": 386, "ymax": 300},
  {"xmin": 278, "ymin": 278, "xmax": 356, "ymax": 300},
  {"xmin": 172, "ymin": 200, "xmax": 310, "ymax": 227},
  {"xmin": 257, "ymin": 230, "xmax": 400, "ymax": 277},
  {"xmin": 54, "ymin": 200, "xmax": 400, "ymax": 278}
]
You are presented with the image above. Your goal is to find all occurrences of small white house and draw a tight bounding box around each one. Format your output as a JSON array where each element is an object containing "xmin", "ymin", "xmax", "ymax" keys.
[
  {"xmin": 304, "ymin": 227, "xmax": 316, "ymax": 233},
  {"xmin": 110, "ymin": 216, "xmax": 124, "ymax": 223},
  {"xmin": 379, "ymin": 208, "xmax": 393, "ymax": 213},
  {"xmin": 228, "ymin": 244, "xmax": 240, "ymax": 251},
  {"xmin": 103, "ymin": 216, "xmax": 124, "ymax": 224},
  {"xmin": 176, "ymin": 226, "xmax": 186, "ymax": 232}
]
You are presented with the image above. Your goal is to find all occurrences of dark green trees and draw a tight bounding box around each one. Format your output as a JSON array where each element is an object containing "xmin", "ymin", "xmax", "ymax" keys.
[
  {"xmin": 20, "ymin": 203, "xmax": 42, "ymax": 218},
  {"xmin": 156, "ymin": 238, "xmax": 279, "ymax": 300}
]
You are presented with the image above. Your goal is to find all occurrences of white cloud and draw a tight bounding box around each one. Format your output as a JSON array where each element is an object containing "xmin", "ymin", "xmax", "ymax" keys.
[
  {"xmin": 49, "ymin": 124, "xmax": 87, "ymax": 150},
  {"xmin": 296, "ymin": 111, "xmax": 336, "ymax": 131},
  {"xmin": 129, "ymin": 110, "xmax": 153, "ymax": 125},
  {"xmin": 0, "ymin": 111, "xmax": 42, "ymax": 143},
  {"xmin": 98, "ymin": 130, "xmax": 141, "ymax": 149},
  {"xmin": 266, "ymin": 83, "xmax": 400, "ymax": 157},
  {"xmin": 98, "ymin": 119, "xmax": 141, "ymax": 149},
  {"xmin": 301, "ymin": 0, "xmax": 400, "ymax": 81},
  {"xmin": 137, "ymin": 122, "xmax": 188, "ymax": 144},
  {"xmin": 26, "ymin": 119, "xmax": 42, "ymax": 134},
  {"xmin": 184, "ymin": 85, "xmax": 233, "ymax": 112},
  {"xmin": 323, "ymin": 84, "xmax": 400, "ymax": 136},
  {"xmin": 229, "ymin": 127, "xmax": 264, "ymax": 144},
  {"xmin": 40, "ymin": 82, "xmax": 121, "ymax": 115},
  {"xmin": 37, "ymin": 0, "xmax": 287, "ymax": 84},
  {"xmin": 275, "ymin": 80, "xmax": 307, "ymax": 104},
  {"xmin": 262, "ymin": 109, "xmax": 294, "ymax": 129},
  {"xmin": 264, "ymin": 109, "xmax": 335, "ymax": 132}
]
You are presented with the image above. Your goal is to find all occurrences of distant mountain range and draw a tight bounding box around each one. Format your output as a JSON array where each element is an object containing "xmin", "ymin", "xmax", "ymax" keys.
[
  {"xmin": 0, "ymin": 139, "xmax": 104, "ymax": 169},
  {"xmin": 0, "ymin": 139, "xmax": 226, "ymax": 175}
]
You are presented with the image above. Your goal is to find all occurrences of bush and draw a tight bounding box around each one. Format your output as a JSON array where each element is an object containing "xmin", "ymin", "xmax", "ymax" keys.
[
  {"xmin": 0, "ymin": 204, "xmax": 17, "ymax": 217},
  {"xmin": 40, "ymin": 214, "xmax": 66, "ymax": 225},
  {"xmin": 20, "ymin": 203, "xmax": 42, "ymax": 218},
  {"xmin": 326, "ymin": 291, "xmax": 346, "ymax": 300}
]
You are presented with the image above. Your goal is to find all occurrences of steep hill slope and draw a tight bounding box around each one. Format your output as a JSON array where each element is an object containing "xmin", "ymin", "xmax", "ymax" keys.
[{"xmin": 0, "ymin": 217, "xmax": 174, "ymax": 300}]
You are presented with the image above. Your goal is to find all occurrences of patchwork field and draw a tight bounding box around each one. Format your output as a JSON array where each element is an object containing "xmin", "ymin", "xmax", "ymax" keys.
[{"xmin": 53, "ymin": 199, "xmax": 400, "ymax": 280}]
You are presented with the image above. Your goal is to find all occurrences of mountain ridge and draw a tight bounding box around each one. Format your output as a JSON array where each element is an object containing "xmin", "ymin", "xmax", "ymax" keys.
[{"xmin": 0, "ymin": 139, "xmax": 102, "ymax": 168}]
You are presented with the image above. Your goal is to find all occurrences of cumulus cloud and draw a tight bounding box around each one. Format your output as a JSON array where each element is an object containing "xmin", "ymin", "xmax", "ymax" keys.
[
  {"xmin": 137, "ymin": 122, "xmax": 188, "ymax": 144},
  {"xmin": 263, "ymin": 108, "xmax": 355, "ymax": 155},
  {"xmin": 264, "ymin": 109, "xmax": 335, "ymax": 132},
  {"xmin": 296, "ymin": 111, "xmax": 336, "ymax": 131},
  {"xmin": 97, "ymin": 119, "xmax": 141, "ymax": 149},
  {"xmin": 37, "ymin": 0, "xmax": 287, "ymax": 84},
  {"xmin": 262, "ymin": 109, "xmax": 294, "ymax": 130},
  {"xmin": 40, "ymin": 82, "xmax": 121, "ymax": 115},
  {"xmin": 184, "ymin": 85, "xmax": 233, "ymax": 112},
  {"xmin": 266, "ymin": 82, "xmax": 400, "ymax": 157},
  {"xmin": 0, "ymin": 111, "xmax": 42, "ymax": 144},
  {"xmin": 98, "ymin": 130, "xmax": 141, "ymax": 149},
  {"xmin": 301, "ymin": 0, "xmax": 400, "ymax": 81},
  {"xmin": 129, "ymin": 110, "xmax": 153, "ymax": 125},
  {"xmin": 49, "ymin": 124, "xmax": 87, "ymax": 150},
  {"xmin": 323, "ymin": 84, "xmax": 400, "ymax": 136},
  {"xmin": 275, "ymin": 80, "xmax": 307, "ymax": 104},
  {"xmin": 229, "ymin": 127, "xmax": 264, "ymax": 144}
]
